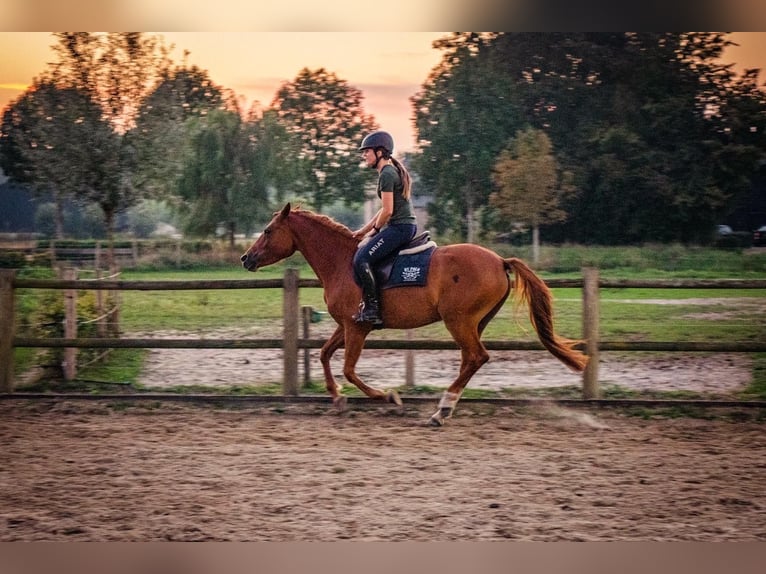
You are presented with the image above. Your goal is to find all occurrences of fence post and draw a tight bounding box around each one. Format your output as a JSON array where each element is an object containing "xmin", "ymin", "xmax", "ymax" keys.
[
  {"xmin": 95, "ymin": 269, "xmax": 106, "ymax": 337},
  {"xmin": 95, "ymin": 241, "xmax": 102, "ymax": 270},
  {"xmin": 63, "ymin": 267, "xmax": 78, "ymax": 381},
  {"xmin": 582, "ymin": 267, "xmax": 600, "ymax": 399},
  {"xmin": 109, "ymin": 265, "xmax": 121, "ymax": 337},
  {"xmin": 132, "ymin": 239, "xmax": 139, "ymax": 267},
  {"xmin": 405, "ymin": 329, "xmax": 415, "ymax": 388},
  {"xmin": 283, "ymin": 268, "xmax": 300, "ymax": 396},
  {"xmin": 302, "ymin": 305, "xmax": 312, "ymax": 387},
  {"xmin": 0, "ymin": 269, "xmax": 16, "ymax": 392}
]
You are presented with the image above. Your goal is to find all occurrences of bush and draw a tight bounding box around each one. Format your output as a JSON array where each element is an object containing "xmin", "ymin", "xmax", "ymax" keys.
[
  {"xmin": 482, "ymin": 242, "xmax": 766, "ymax": 276},
  {"xmin": 27, "ymin": 285, "xmax": 117, "ymax": 379},
  {"xmin": 714, "ymin": 232, "xmax": 752, "ymax": 250},
  {"xmin": 0, "ymin": 251, "xmax": 27, "ymax": 269}
]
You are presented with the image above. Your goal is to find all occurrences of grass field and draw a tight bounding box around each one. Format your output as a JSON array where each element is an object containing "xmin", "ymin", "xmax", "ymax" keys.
[{"xmin": 115, "ymin": 263, "xmax": 766, "ymax": 345}]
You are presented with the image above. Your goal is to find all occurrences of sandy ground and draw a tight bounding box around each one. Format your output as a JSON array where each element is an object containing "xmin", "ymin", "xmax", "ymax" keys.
[
  {"xmin": 3, "ymin": 298, "xmax": 761, "ymax": 542},
  {"xmin": 1, "ymin": 400, "xmax": 764, "ymax": 541},
  {"xmin": 132, "ymin": 328, "xmax": 753, "ymax": 396}
]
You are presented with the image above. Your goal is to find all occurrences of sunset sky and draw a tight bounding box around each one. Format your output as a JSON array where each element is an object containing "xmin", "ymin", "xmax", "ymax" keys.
[{"xmin": 1, "ymin": 32, "xmax": 764, "ymax": 153}]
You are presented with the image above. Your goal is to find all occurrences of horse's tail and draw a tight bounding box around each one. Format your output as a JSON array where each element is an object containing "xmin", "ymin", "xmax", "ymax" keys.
[{"xmin": 504, "ymin": 257, "xmax": 589, "ymax": 372}]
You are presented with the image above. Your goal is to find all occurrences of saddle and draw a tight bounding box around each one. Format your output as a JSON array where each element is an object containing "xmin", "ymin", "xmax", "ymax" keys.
[{"xmin": 374, "ymin": 231, "xmax": 437, "ymax": 288}]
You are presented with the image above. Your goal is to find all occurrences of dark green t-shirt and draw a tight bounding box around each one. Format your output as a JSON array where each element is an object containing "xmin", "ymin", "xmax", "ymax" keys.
[{"xmin": 377, "ymin": 164, "xmax": 416, "ymax": 225}]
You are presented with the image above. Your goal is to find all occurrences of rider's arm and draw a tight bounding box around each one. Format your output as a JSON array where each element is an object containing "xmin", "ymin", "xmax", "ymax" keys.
[{"xmin": 353, "ymin": 208, "xmax": 384, "ymax": 238}]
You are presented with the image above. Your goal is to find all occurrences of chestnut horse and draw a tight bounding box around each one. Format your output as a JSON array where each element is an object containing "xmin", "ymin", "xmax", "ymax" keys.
[{"xmin": 241, "ymin": 203, "xmax": 588, "ymax": 426}]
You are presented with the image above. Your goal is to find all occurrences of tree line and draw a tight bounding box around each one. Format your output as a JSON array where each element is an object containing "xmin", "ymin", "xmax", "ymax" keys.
[
  {"xmin": 1, "ymin": 32, "xmax": 764, "ymax": 260},
  {"xmin": 413, "ymin": 32, "xmax": 765, "ymax": 246},
  {"xmin": 0, "ymin": 33, "xmax": 377, "ymax": 264}
]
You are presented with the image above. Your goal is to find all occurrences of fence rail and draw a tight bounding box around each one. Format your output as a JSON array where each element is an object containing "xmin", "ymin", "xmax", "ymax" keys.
[
  {"xmin": 12, "ymin": 277, "xmax": 766, "ymax": 290},
  {"xmin": 11, "ymin": 337, "xmax": 766, "ymax": 353},
  {"xmin": 2, "ymin": 268, "xmax": 765, "ymax": 395}
]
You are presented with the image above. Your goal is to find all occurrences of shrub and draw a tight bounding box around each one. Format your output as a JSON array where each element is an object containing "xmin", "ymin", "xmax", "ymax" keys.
[
  {"xmin": 714, "ymin": 232, "xmax": 752, "ymax": 250},
  {"xmin": 0, "ymin": 251, "xmax": 27, "ymax": 269},
  {"xmin": 27, "ymin": 285, "xmax": 116, "ymax": 379}
]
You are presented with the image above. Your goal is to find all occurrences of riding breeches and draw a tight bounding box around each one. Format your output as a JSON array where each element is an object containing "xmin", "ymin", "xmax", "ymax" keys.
[{"xmin": 352, "ymin": 223, "xmax": 417, "ymax": 282}]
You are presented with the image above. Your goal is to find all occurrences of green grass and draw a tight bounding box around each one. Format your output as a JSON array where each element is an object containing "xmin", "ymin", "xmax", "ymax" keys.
[
  {"xmin": 117, "ymin": 271, "xmax": 766, "ymax": 345},
  {"xmin": 119, "ymin": 260, "xmax": 326, "ymax": 331},
  {"xmin": 20, "ymin": 348, "xmax": 148, "ymax": 393}
]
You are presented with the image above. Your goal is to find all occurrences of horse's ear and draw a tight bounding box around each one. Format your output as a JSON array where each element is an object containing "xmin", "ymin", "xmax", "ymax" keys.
[{"xmin": 279, "ymin": 203, "xmax": 291, "ymax": 219}]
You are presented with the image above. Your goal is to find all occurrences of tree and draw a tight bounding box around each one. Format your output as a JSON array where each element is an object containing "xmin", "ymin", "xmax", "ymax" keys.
[
  {"xmin": 413, "ymin": 32, "xmax": 766, "ymax": 244},
  {"xmin": 557, "ymin": 32, "xmax": 764, "ymax": 244},
  {"xmin": 51, "ymin": 32, "xmax": 172, "ymax": 132},
  {"xmin": 412, "ymin": 33, "xmax": 525, "ymax": 242},
  {"xmin": 270, "ymin": 68, "xmax": 377, "ymax": 212},
  {"xmin": 45, "ymin": 33, "xmax": 174, "ymax": 263},
  {"xmin": 241, "ymin": 108, "xmax": 303, "ymax": 209},
  {"xmin": 490, "ymin": 128, "xmax": 572, "ymax": 262},
  {"xmin": 176, "ymin": 109, "xmax": 273, "ymax": 246},
  {"xmin": 0, "ymin": 78, "xmax": 106, "ymax": 239},
  {"xmin": 130, "ymin": 63, "xmax": 232, "ymax": 198}
]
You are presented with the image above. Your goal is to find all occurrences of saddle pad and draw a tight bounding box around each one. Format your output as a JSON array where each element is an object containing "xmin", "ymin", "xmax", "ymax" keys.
[{"xmin": 383, "ymin": 243, "xmax": 437, "ymax": 289}]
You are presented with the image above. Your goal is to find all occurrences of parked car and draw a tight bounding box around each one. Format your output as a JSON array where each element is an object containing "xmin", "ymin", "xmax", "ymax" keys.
[
  {"xmin": 716, "ymin": 224, "xmax": 733, "ymax": 236},
  {"xmin": 753, "ymin": 225, "xmax": 766, "ymax": 247}
]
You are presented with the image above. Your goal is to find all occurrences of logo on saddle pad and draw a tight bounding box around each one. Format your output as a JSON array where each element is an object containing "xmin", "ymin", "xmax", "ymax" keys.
[{"xmin": 401, "ymin": 266, "xmax": 422, "ymax": 283}]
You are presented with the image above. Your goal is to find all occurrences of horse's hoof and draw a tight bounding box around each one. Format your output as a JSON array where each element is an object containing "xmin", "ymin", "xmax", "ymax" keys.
[
  {"xmin": 427, "ymin": 414, "xmax": 444, "ymax": 427},
  {"xmin": 386, "ymin": 389, "xmax": 403, "ymax": 407},
  {"xmin": 333, "ymin": 395, "xmax": 348, "ymax": 412}
]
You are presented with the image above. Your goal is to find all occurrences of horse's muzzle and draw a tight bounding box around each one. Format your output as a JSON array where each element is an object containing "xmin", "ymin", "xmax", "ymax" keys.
[{"xmin": 240, "ymin": 252, "xmax": 258, "ymax": 271}]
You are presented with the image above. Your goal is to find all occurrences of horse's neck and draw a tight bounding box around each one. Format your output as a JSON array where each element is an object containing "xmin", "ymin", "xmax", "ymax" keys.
[{"xmin": 291, "ymin": 215, "xmax": 356, "ymax": 282}]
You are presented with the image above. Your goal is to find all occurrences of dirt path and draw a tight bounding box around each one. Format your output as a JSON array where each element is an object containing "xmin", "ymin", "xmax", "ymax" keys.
[{"xmin": 1, "ymin": 400, "xmax": 764, "ymax": 541}]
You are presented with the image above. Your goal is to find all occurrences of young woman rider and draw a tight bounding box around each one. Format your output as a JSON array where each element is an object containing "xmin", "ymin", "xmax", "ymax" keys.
[{"xmin": 351, "ymin": 130, "xmax": 417, "ymax": 328}]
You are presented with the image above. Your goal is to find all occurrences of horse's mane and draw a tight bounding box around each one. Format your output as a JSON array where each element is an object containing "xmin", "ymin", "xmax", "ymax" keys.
[{"xmin": 291, "ymin": 206, "xmax": 355, "ymax": 239}]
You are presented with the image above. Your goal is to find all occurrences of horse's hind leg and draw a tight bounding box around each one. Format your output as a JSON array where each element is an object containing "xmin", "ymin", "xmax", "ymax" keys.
[{"xmin": 429, "ymin": 323, "xmax": 489, "ymax": 426}]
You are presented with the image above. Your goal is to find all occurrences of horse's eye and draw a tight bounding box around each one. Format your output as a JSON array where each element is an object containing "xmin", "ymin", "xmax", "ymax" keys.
[{"xmin": 264, "ymin": 228, "xmax": 271, "ymax": 235}]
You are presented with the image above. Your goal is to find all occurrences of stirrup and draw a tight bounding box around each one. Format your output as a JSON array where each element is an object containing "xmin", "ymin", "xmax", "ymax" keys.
[{"xmin": 353, "ymin": 301, "xmax": 383, "ymax": 327}]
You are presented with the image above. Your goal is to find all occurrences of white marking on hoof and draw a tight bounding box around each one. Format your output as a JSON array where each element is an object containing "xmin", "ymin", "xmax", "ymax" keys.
[
  {"xmin": 333, "ymin": 395, "xmax": 348, "ymax": 412},
  {"xmin": 427, "ymin": 390, "xmax": 460, "ymax": 426},
  {"xmin": 438, "ymin": 391, "xmax": 459, "ymax": 409},
  {"xmin": 437, "ymin": 391, "xmax": 459, "ymax": 417},
  {"xmin": 386, "ymin": 389, "xmax": 403, "ymax": 407}
]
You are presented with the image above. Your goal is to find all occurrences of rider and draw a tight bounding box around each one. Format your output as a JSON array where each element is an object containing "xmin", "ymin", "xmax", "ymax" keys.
[{"xmin": 351, "ymin": 130, "xmax": 417, "ymax": 328}]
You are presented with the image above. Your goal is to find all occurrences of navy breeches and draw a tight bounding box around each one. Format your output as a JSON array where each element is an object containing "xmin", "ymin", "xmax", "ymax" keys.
[{"xmin": 353, "ymin": 224, "xmax": 417, "ymax": 281}]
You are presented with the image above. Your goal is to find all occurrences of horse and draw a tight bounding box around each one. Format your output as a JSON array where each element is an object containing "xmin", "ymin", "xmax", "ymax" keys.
[{"xmin": 241, "ymin": 203, "xmax": 588, "ymax": 426}]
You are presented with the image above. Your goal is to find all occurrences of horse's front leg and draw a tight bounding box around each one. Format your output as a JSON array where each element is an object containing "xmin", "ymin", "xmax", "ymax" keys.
[
  {"xmin": 320, "ymin": 326, "xmax": 346, "ymax": 409},
  {"xmin": 342, "ymin": 325, "xmax": 402, "ymax": 407}
]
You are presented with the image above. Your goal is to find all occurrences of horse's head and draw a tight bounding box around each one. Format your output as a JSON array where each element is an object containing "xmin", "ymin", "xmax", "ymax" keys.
[{"xmin": 240, "ymin": 203, "xmax": 297, "ymax": 271}]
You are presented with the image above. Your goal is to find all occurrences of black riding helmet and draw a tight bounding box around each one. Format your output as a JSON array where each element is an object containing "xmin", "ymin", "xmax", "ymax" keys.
[{"xmin": 359, "ymin": 130, "xmax": 394, "ymax": 156}]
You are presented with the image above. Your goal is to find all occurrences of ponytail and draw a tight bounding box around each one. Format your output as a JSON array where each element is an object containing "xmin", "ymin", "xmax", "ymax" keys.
[{"xmin": 390, "ymin": 157, "xmax": 412, "ymax": 200}]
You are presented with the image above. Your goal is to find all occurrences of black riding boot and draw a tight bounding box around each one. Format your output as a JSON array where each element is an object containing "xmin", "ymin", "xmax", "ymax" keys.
[{"xmin": 353, "ymin": 262, "xmax": 384, "ymax": 328}]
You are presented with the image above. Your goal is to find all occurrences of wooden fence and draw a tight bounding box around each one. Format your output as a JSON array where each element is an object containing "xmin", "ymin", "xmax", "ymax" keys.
[
  {"xmin": 1, "ymin": 268, "xmax": 765, "ymax": 396},
  {"xmin": 0, "ymin": 240, "xmax": 199, "ymax": 269}
]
